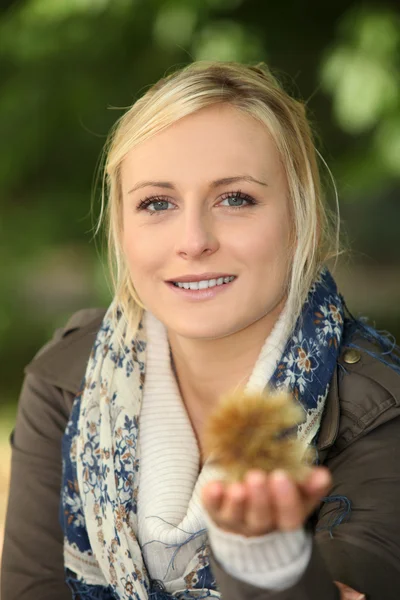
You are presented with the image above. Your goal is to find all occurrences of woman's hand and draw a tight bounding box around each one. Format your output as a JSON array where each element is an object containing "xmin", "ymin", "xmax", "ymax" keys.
[
  {"xmin": 201, "ymin": 466, "xmax": 331, "ymax": 537},
  {"xmin": 202, "ymin": 468, "xmax": 365, "ymax": 598}
]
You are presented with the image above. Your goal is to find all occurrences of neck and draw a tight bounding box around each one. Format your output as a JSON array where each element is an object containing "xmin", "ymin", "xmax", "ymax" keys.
[{"xmin": 167, "ymin": 299, "xmax": 287, "ymax": 416}]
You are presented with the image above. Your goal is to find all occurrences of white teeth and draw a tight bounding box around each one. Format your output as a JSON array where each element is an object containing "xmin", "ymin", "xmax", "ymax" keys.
[
  {"xmin": 218, "ymin": 276, "xmax": 235, "ymax": 285},
  {"xmin": 174, "ymin": 276, "xmax": 235, "ymax": 289}
]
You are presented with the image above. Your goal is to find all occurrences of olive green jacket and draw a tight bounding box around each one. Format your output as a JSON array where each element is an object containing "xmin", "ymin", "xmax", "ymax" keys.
[{"xmin": 2, "ymin": 308, "xmax": 400, "ymax": 600}]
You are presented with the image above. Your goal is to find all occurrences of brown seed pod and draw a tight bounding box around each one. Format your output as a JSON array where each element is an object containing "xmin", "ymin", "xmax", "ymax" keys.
[{"xmin": 203, "ymin": 388, "xmax": 315, "ymax": 484}]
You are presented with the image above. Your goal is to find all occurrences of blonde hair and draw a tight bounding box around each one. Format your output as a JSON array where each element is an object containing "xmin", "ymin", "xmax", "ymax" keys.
[{"xmin": 98, "ymin": 61, "xmax": 339, "ymax": 339}]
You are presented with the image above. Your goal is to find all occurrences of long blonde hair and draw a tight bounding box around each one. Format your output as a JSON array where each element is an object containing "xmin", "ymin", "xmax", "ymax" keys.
[{"xmin": 97, "ymin": 61, "xmax": 339, "ymax": 338}]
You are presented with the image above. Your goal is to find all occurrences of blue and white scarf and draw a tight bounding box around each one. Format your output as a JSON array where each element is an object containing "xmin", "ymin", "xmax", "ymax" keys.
[{"xmin": 61, "ymin": 268, "xmax": 345, "ymax": 599}]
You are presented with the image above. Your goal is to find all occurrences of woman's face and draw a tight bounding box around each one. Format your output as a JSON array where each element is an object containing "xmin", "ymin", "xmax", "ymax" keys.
[{"xmin": 121, "ymin": 104, "xmax": 292, "ymax": 340}]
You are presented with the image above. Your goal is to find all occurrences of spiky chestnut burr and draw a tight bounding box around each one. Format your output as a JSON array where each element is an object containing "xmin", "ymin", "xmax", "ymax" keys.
[{"xmin": 202, "ymin": 389, "xmax": 315, "ymax": 484}]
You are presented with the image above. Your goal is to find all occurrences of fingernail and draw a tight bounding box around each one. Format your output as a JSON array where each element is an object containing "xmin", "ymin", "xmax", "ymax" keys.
[
  {"xmin": 247, "ymin": 470, "xmax": 267, "ymax": 486},
  {"xmin": 271, "ymin": 470, "xmax": 290, "ymax": 490},
  {"xmin": 271, "ymin": 469, "xmax": 286, "ymax": 478},
  {"xmin": 315, "ymin": 469, "xmax": 331, "ymax": 487}
]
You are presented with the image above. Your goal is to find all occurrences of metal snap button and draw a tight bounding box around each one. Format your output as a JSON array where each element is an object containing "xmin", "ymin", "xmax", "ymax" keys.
[{"xmin": 343, "ymin": 349, "xmax": 361, "ymax": 364}]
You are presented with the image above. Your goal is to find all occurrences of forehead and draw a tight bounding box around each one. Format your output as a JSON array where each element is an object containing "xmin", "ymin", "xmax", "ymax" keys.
[{"xmin": 121, "ymin": 104, "xmax": 282, "ymax": 188}]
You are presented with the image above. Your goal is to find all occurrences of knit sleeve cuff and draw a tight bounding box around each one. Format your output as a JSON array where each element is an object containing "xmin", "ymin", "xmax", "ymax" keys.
[{"xmin": 203, "ymin": 511, "xmax": 312, "ymax": 591}]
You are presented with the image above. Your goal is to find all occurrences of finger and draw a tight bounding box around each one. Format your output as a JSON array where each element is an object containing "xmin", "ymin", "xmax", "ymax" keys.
[
  {"xmin": 334, "ymin": 581, "xmax": 366, "ymax": 599},
  {"xmin": 299, "ymin": 467, "xmax": 332, "ymax": 495},
  {"xmin": 201, "ymin": 481, "xmax": 225, "ymax": 515},
  {"xmin": 217, "ymin": 482, "xmax": 247, "ymax": 531},
  {"xmin": 244, "ymin": 470, "xmax": 274, "ymax": 535},
  {"xmin": 269, "ymin": 470, "xmax": 304, "ymax": 531},
  {"xmin": 298, "ymin": 467, "xmax": 332, "ymax": 514}
]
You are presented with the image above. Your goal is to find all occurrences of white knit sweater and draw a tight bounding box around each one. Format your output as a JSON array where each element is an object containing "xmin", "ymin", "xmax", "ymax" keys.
[{"xmin": 137, "ymin": 311, "xmax": 312, "ymax": 594}]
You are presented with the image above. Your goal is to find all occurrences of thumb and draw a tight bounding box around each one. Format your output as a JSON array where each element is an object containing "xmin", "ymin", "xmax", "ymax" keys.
[{"xmin": 334, "ymin": 581, "xmax": 365, "ymax": 599}]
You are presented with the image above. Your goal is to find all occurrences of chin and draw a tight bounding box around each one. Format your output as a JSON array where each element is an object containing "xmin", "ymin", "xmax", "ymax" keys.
[{"xmin": 168, "ymin": 315, "xmax": 247, "ymax": 341}]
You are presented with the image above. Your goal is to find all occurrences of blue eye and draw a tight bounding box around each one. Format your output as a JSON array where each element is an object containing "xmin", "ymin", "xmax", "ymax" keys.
[
  {"xmin": 137, "ymin": 197, "xmax": 175, "ymax": 213},
  {"xmin": 148, "ymin": 200, "xmax": 172, "ymax": 212},
  {"xmin": 220, "ymin": 196, "xmax": 248, "ymax": 207},
  {"xmin": 219, "ymin": 191, "xmax": 256, "ymax": 208}
]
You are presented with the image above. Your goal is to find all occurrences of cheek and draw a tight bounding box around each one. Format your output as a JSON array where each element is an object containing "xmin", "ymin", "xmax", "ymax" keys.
[
  {"xmin": 122, "ymin": 219, "xmax": 170, "ymax": 285},
  {"xmin": 238, "ymin": 213, "xmax": 292, "ymax": 269},
  {"xmin": 122, "ymin": 222, "xmax": 152, "ymax": 278}
]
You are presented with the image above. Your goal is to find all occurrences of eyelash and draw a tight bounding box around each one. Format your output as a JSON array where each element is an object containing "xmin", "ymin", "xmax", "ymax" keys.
[{"xmin": 136, "ymin": 190, "xmax": 257, "ymax": 214}]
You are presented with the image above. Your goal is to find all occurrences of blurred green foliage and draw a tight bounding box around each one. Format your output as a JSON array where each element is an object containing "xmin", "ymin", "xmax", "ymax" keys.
[{"xmin": 1, "ymin": 0, "xmax": 399, "ymax": 406}]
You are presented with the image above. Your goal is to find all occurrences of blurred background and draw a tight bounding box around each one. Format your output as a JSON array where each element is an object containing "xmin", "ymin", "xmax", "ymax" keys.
[{"xmin": 0, "ymin": 0, "xmax": 399, "ymax": 564}]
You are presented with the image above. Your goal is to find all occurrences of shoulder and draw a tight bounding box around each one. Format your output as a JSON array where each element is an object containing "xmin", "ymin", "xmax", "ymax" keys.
[
  {"xmin": 25, "ymin": 307, "xmax": 106, "ymax": 394},
  {"xmin": 319, "ymin": 336, "xmax": 400, "ymax": 456}
]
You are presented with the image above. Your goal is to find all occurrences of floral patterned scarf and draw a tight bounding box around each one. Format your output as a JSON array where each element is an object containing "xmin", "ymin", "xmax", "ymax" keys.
[{"xmin": 61, "ymin": 268, "xmax": 344, "ymax": 599}]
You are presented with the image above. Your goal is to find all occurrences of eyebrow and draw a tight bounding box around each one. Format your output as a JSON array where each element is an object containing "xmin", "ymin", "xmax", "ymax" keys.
[{"xmin": 127, "ymin": 175, "xmax": 268, "ymax": 194}]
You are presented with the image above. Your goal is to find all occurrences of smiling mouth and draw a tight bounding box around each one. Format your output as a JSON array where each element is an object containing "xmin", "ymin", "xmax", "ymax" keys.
[{"xmin": 170, "ymin": 276, "xmax": 236, "ymax": 290}]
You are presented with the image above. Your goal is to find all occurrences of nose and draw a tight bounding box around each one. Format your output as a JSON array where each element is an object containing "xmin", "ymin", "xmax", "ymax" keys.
[{"xmin": 175, "ymin": 209, "xmax": 219, "ymax": 259}]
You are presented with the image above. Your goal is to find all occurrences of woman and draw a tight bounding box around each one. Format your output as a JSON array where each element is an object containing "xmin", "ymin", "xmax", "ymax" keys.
[{"xmin": 2, "ymin": 61, "xmax": 400, "ymax": 600}]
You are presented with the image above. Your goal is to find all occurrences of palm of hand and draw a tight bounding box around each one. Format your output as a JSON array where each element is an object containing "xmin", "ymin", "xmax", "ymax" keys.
[{"xmin": 201, "ymin": 466, "xmax": 331, "ymax": 537}]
